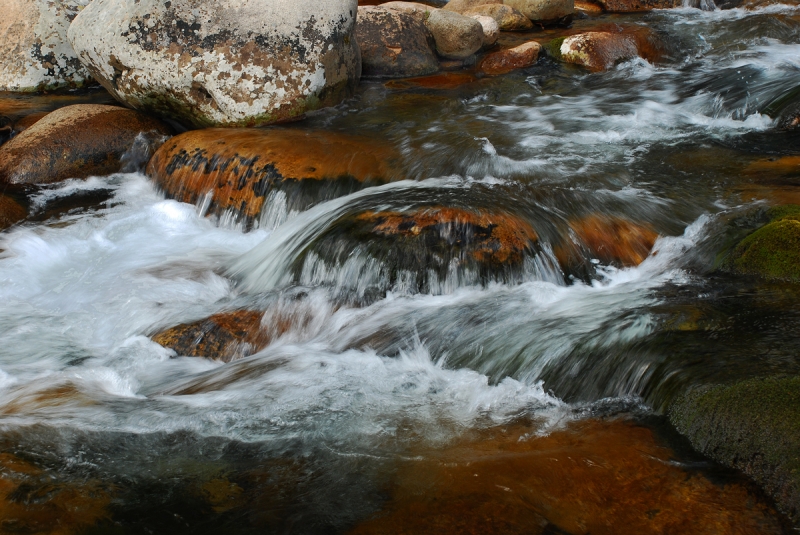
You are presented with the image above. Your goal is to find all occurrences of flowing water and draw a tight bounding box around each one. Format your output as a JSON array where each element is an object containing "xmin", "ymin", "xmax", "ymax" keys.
[{"xmin": 1, "ymin": 5, "xmax": 800, "ymax": 533}]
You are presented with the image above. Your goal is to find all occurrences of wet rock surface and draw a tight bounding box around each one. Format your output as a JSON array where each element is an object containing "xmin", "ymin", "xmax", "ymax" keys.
[
  {"xmin": 560, "ymin": 31, "xmax": 640, "ymax": 71},
  {"xmin": 351, "ymin": 417, "xmax": 787, "ymax": 534},
  {"xmin": 479, "ymin": 41, "xmax": 542, "ymax": 75},
  {"xmin": 0, "ymin": 195, "xmax": 26, "ymax": 231},
  {"xmin": 0, "ymin": 0, "xmax": 92, "ymax": 92},
  {"xmin": 152, "ymin": 310, "xmax": 270, "ymax": 361},
  {"xmin": 147, "ymin": 128, "xmax": 401, "ymax": 228},
  {"xmin": 67, "ymin": 0, "xmax": 361, "ymax": 128},
  {"xmin": 670, "ymin": 376, "xmax": 800, "ymax": 525},
  {"xmin": 0, "ymin": 104, "xmax": 172, "ymax": 187},
  {"xmin": 356, "ymin": 6, "xmax": 440, "ymax": 78},
  {"xmin": 560, "ymin": 215, "xmax": 659, "ymax": 268},
  {"xmin": 596, "ymin": 0, "xmax": 681, "ymax": 11}
]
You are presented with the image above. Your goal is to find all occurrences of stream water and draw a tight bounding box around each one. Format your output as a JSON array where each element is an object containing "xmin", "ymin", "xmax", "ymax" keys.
[{"xmin": 1, "ymin": 4, "xmax": 800, "ymax": 534}]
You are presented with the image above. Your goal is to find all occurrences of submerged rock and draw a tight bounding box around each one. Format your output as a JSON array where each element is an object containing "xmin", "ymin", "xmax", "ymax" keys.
[
  {"xmin": 351, "ymin": 418, "xmax": 786, "ymax": 534},
  {"xmin": 0, "ymin": 104, "xmax": 172, "ymax": 186},
  {"xmin": 479, "ymin": 42, "xmax": 541, "ymax": 75},
  {"xmin": 67, "ymin": 0, "xmax": 361, "ymax": 128},
  {"xmin": 0, "ymin": 0, "xmax": 92, "ymax": 92},
  {"xmin": 297, "ymin": 207, "xmax": 545, "ymax": 302},
  {"xmin": 723, "ymin": 205, "xmax": 800, "ymax": 282},
  {"xmin": 425, "ymin": 9, "xmax": 485, "ymax": 60},
  {"xmin": 147, "ymin": 128, "xmax": 401, "ymax": 228},
  {"xmin": 560, "ymin": 215, "xmax": 658, "ymax": 268},
  {"xmin": 504, "ymin": 0, "xmax": 574, "ymax": 22},
  {"xmin": 0, "ymin": 195, "xmax": 26, "ymax": 231},
  {"xmin": 356, "ymin": 6, "xmax": 440, "ymax": 78},
  {"xmin": 152, "ymin": 310, "xmax": 270, "ymax": 361},
  {"xmin": 670, "ymin": 376, "xmax": 800, "ymax": 525},
  {"xmin": 462, "ymin": 4, "xmax": 534, "ymax": 31}
]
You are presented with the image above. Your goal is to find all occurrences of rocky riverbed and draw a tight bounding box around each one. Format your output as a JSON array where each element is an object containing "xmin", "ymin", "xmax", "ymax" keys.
[{"xmin": 0, "ymin": 0, "xmax": 800, "ymax": 532}]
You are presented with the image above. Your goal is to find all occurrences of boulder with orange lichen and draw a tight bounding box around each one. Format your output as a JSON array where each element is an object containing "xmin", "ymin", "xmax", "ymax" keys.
[
  {"xmin": 152, "ymin": 310, "xmax": 270, "ymax": 362},
  {"xmin": 294, "ymin": 207, "xmax": 545, "ymax": 301},
  {"xmin": 146, "ymin": 128, "xmax": 402, "ymax": 229},
  {"xmin": 549, "ymin": 25, "xmax": 666, "ymax": 71}
]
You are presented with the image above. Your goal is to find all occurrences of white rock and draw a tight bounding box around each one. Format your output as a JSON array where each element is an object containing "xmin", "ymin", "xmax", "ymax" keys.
[
  {"xmin": 0, "ymin": 0, "xmax": 93, "ymax": 92},
  {"xmin": 67, "ymin": 0, "xmax": 361, "ymax": 128},
  {"xmin": 470, "ymin": 15, "xmax": 499, "ymax": 47}
]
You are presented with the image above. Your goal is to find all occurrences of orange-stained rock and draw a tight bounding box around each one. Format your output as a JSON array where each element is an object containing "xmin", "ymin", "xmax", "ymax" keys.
[
  {"xmin": 479, "ymin": 42, "xmax": 542, "ymax": 75},
  {"xmin": 349, "ymin": 418, "xmax": 786, "ymax": 534},
  {"xmin": 745, "ymin": 156, "xmax": 800, "ymax": 178},
  {"xmin": 384, "ymin": 72, "xmax": 478, "ymax": 90},
  {"xmin": 152, "ymin": 310, "xmax": 271, "ymax": 362},
  {"xmin": 560, "ymin": 31, "xmax": 639, "ymax": 71},
  {"xmin": 147, "ymin": 128, "xmax": 402, "ymax": 228},
  {"xmin": 358, "ymin": 207, "xmax": 539, "ymax": 265},
  {"xmin": 0, "ymin": 453, "xmax": 111, "ymax": 534},
  {"xmin": 558, "ymin": 215, "xmax": 658, "ymax": 268},
  {"xmin": 0, "ymin": 194, "xmax": 26, "ymax": 230},
  {"xmin": 0, "ymin": 104, "xmax": 172, "ymax": 186}
]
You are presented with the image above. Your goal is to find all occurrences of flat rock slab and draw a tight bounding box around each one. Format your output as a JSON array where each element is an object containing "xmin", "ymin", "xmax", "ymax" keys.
[{"xmin": 0, "ymin": 104, "xmax": 172, "ymax": 186}]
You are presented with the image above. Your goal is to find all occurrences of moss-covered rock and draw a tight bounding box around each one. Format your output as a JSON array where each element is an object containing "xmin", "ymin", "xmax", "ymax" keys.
[
  {"xmin": 724, "ymin": 205, "xmax": 800, "ymax": 282},
  {"xmin": 669, "ymin": 376, "xmax": 800, "ymax": 524}
]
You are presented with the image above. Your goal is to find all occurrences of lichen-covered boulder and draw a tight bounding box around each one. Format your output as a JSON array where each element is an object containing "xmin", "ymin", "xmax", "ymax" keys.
[
  {"xmin": 670, "ymin": 376, "xmax": 800, "ymax": 524},
  {"xmin": 0, "ymin": 104, "xmax": 172, "ymax": 186},
  {"xmin": 67, "ymin": 0, "xmax": 361, "ymax": 128},
  {"xmin": 462, "ymin": 4, "xmax": 534, "ymax": 31},
  {"xmin": 147, "ymin": 128, "xmax": 402, "ymax": 228},
  {"xmin": 479, "ymin": 42, "xmax": 541, "ymax": 75},
  {"xmin": 0, "ymin": 0, "xmax": 93, "ymax": 92},
  {"xmin": 504, "ymin": 0, "xmax": 574, "ymax": 22},
  {"xmin": 356, "ymin": 6, "xmax": 440, "ymax": 78}
]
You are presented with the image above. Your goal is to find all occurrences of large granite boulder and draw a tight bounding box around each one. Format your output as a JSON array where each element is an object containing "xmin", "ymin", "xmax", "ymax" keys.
[
  {"xmin": 504, "ymin": 0, "xmax": 574, "ymax": 22},
  {"xmin": 0, "ymin": 0, "xmax": 93, "ymax": 92},
  {"xmin": 67, "ymin": 0, "xmax": 361, "ymax": 128},
  {"xmin": 462, "ymin": 4, "xmax": 534, "ymax": 31},
  {"xmin": 425, "ymin": 9, "xmax": 485, "ymax": 60}
]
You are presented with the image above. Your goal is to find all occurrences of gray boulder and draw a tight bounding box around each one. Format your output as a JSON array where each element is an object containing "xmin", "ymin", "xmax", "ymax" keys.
[
  {"xmin": 425, "ymin": 10, "xmax": 484, "ymax": 60},
  {"xmin": 67, "ymin": 0, "xmax": 361, "ymax": 128},
  {"xmin": 0, "ymin": 0, "xmax": 93, "ymax": 92},
  {"xmin": 504, "ymin": 0, "xmax": 574, "ymax": 22}
]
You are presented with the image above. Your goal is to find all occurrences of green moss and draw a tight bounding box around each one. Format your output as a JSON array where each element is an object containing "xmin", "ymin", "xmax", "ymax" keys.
[
  {"xmin": 669, "ymin": 376, "xmax": 800, "ymax": 522},
  {"xmin": 727, "ymin": 218, "xmax": 800, "ymax": 281},
  {"xmin": 545, "ymin": 37, "xmax": 567, "ymax": 61},
  {"xmin": 767, "ymin": 204, "xmax": 800, "ymax": 223}
]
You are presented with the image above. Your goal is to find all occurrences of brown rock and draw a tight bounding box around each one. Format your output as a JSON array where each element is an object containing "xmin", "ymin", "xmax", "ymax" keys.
[
  {"xmin": 350, "ymin": 418, "xmax": 785, "ymax": 534},
  {"xmin": 479, "ymin": 42, "xmax": 541, "ymax": 75},
  {"xmin": 596, "ymin": 0, "xmax": 680, "ymax": 11},
  {"xmin": 557, "ymin": 215, "xmax": 658, "ymax": 269},
  {"xmin": 152, "ymin": 310, "xmax": 270, "ymax": 362},
  {"xmin": 356, "ymin": 6, "xmax": 440, "ymax": 78},
  {"xmin": 425, "ymin": 9, "xmax": 485, "ymax": 60},
  {"xmin": 560, "ymin": 31, "xmax": 639, "ymax": 71},
  {"xmin": 11, "ymin": 111, "xmax": 48, "ymax": 134},
  {"xmin": 505, "ymin": 0, "xmax": 575, "ymax": 22},
  {"xmin": 355, "ymin": 207, "xmax": 539, "ymax": 265},
  {"xmin": 462, "ymin": 4, "xmax": 534, "ymax": 30},
  {"xmin": 575, "ymin": 0, "xmax": 604, "ymax": 14},
  {"xmin": 442, "ymin": 0, "xmax": 502, "ymax": 12},
  {"xmin": 0, "ymin": 195, "xmax": 26, "ymax": 231},
  {"xmin": 0, "ymin": 104, "xmax": 172, "ymax": 187},
  {"xmin": 147, "ymin": 128, "xmax": 401, "ymax": 228},
  {"xmin": 384, "ymin": 72, "xmax": 478, "ymax": 90}
]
